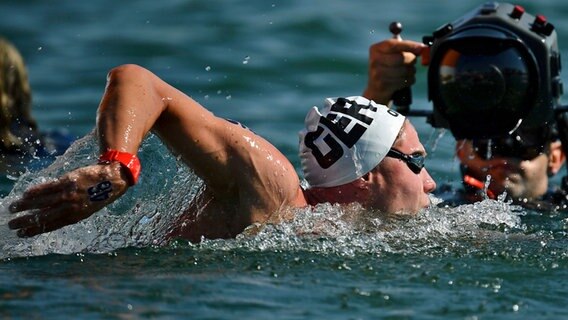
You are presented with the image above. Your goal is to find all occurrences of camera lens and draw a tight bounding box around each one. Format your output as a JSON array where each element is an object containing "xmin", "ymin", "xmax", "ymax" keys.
[{"xmin": 437, "ymin": 46, "xmax": 530, "ymax": 116}]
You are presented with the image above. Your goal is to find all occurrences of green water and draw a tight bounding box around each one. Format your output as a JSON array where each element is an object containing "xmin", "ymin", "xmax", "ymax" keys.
[{"xmin": 1, "ymin": 0, "xmax": 568, "ymax": 318}]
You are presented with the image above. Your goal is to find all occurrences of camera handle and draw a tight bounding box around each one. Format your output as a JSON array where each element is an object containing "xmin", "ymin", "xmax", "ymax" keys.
[{"xmin": 389, "ymin": 21, "xmax": 412, "ymax": 115}]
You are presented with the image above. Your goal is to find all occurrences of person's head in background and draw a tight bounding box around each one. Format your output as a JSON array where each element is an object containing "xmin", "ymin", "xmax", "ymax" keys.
[
  {"xmin": 0, "ymin": 37, "xmax": 37, "ymax": 152},
  {"xmin": 455, "ymin": 125, "xmax": 565, "ymax": 203}
]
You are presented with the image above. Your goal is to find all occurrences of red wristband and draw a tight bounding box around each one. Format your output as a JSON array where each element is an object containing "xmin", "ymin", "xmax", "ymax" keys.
[{"xmin": 98, "ymin": 149, "xmax": 141, "ymax": 185}]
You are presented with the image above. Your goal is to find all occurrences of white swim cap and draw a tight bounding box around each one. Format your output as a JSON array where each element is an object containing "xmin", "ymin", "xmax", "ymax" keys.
[{"xmin": 299, "ymin": 96, "xmax": 405, "ymax": 187}]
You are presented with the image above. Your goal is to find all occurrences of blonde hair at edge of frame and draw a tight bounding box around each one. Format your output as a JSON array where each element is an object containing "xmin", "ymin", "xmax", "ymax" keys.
[{"xmin": 0, "ymin": 37, "xmax": 36, "ymax": 151}]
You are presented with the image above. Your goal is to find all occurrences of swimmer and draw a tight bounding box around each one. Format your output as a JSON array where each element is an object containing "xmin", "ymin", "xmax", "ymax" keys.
[
  {"xmin": 0, "ymin": 37, "xmax": 74, "ymax": 181},
  {"xmin": 7, "ymin": 64, "xmax": 436, "ymax": 240},
  {"xmin": 363, "ymin": 37, "xmax": 566, "ymax": 209}
]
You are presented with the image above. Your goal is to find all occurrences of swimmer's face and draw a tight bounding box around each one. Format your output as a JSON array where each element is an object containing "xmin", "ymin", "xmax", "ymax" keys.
[
  {"xmin": 365, "ymin": 121, "xmax": 437, "ymax": 214},
  {"xmin": 456, "ymin": 139, "xmax": 565, "ymax": 201}
]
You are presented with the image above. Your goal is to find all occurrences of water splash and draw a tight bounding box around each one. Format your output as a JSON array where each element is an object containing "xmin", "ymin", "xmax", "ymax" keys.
[
  {"xmin": 0, "ymin": 132, "xmax": 203, "ymax": 259},
  {"xmin": 0, "ymin": 133, "xmax": 557, "ymax": 260},
  {"xmin": 427, "ymin": 128, "xmax": 447, "ymax": 153},
  {"xmin": 196, "ymin": 198, "xmax": 527, "ymax": 258}
]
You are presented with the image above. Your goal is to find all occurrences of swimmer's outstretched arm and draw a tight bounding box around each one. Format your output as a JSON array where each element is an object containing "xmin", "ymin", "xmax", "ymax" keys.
[{"xmin": 8, "ymin": 64, "xmax": 292, "ymax": 237}]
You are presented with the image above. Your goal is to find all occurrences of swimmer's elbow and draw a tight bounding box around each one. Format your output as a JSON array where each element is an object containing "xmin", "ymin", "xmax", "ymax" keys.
[
  {"xmin": 99, "ymin": 64, "xmax": 166, "ymax": 118},
  {"xmin": 106, "ymin": 64, "xmax": 149, "ymax": 82},
  {"xmin": 104, "ymin": 64, "xmax": 165, "ymax": 106}
]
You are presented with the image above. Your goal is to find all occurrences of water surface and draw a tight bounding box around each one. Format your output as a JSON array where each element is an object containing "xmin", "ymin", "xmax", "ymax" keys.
[{"xmin": 1, "ymin": 1, "xmax": 568, "ymax": 318}]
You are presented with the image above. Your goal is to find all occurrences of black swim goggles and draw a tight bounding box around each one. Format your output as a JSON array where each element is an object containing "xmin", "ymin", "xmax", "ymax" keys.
[{"xmin": 386, "ymin": 148, "xmax": 425, "ymax": 174}]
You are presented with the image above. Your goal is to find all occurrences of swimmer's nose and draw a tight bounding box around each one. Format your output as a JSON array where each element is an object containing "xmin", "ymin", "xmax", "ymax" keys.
[{"xmin": 422, "ymin": 168, "xmax": 436, "ymax": 193}]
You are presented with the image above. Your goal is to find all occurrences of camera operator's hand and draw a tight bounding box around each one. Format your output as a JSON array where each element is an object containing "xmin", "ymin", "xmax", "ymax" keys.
[
  {"xmin": 8, "ymin": 162, "xmax": 130, "ymax": 237},
  {"xmin": 363, "ymin": 39, "xmax": 425, "ymax": 105}
]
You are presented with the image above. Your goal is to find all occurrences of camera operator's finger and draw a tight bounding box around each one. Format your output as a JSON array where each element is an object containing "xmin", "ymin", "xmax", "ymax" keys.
[
  {"xmin": 371, "ymin": 64, "xmax": 404, "ymax": 81},
  {"xmin": 376, "ymin": 51, "xmax": 420, "ymax": 69},
  {"xmin": 372, "ymin": 39, "xmax": 426, "ymax": 55}
]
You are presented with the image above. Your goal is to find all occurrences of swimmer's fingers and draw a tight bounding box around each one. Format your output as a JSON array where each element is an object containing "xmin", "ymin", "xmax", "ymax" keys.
[
  {"xmin": 8, "ymin": 203, "xmax": 90, "ymax": 238},
  {"xmin": 10, "ymin": 163, "xmax": 128, "ymax": 213},
  {"xmin": 9, "ymin": 178, "xmax": 76, "ymax": 213},
  {"xmin": 8, "ymin": 163, "xmax": 130, "ymax": 237}
]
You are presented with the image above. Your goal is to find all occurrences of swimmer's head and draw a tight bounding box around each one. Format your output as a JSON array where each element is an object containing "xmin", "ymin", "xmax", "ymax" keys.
[
  {"xmin": 0, "ymin": 37, "xmax": 35, "ymax": 150},
  {"xmin": 299, "ymin": 96, "xmax": 405, "ymax": 187}
]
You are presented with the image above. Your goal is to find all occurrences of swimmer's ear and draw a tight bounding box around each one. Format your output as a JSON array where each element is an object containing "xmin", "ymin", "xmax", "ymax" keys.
[
  {"xmin": 547, "ymin": 141, "xmax": 565, "ymax": 176},
  {"xmin": 358, "ymin": 172, "xmax": 372, "ymax": 190}
]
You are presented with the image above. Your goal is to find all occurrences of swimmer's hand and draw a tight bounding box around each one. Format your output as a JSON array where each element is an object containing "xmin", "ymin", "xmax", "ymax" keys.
[{"xmin": 8, "ymin": 162, "xmax": 130, "ymax": 237}]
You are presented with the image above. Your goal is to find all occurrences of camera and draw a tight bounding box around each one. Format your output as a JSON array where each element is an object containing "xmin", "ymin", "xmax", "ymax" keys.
[{"xmin": 422, "ymin": 2, "xmax": 563, "ymax": 139}]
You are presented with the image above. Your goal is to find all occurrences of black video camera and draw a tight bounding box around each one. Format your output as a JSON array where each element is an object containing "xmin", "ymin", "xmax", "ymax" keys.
[{"xmin": 421, "ymin": 2, "xmax": 563, "ymax": 140}]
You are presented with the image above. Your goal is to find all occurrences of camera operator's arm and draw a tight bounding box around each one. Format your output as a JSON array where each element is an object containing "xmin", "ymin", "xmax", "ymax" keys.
[{"xmin": 363, "ymin": 39, "xmax": 425, "ymax": 105}]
